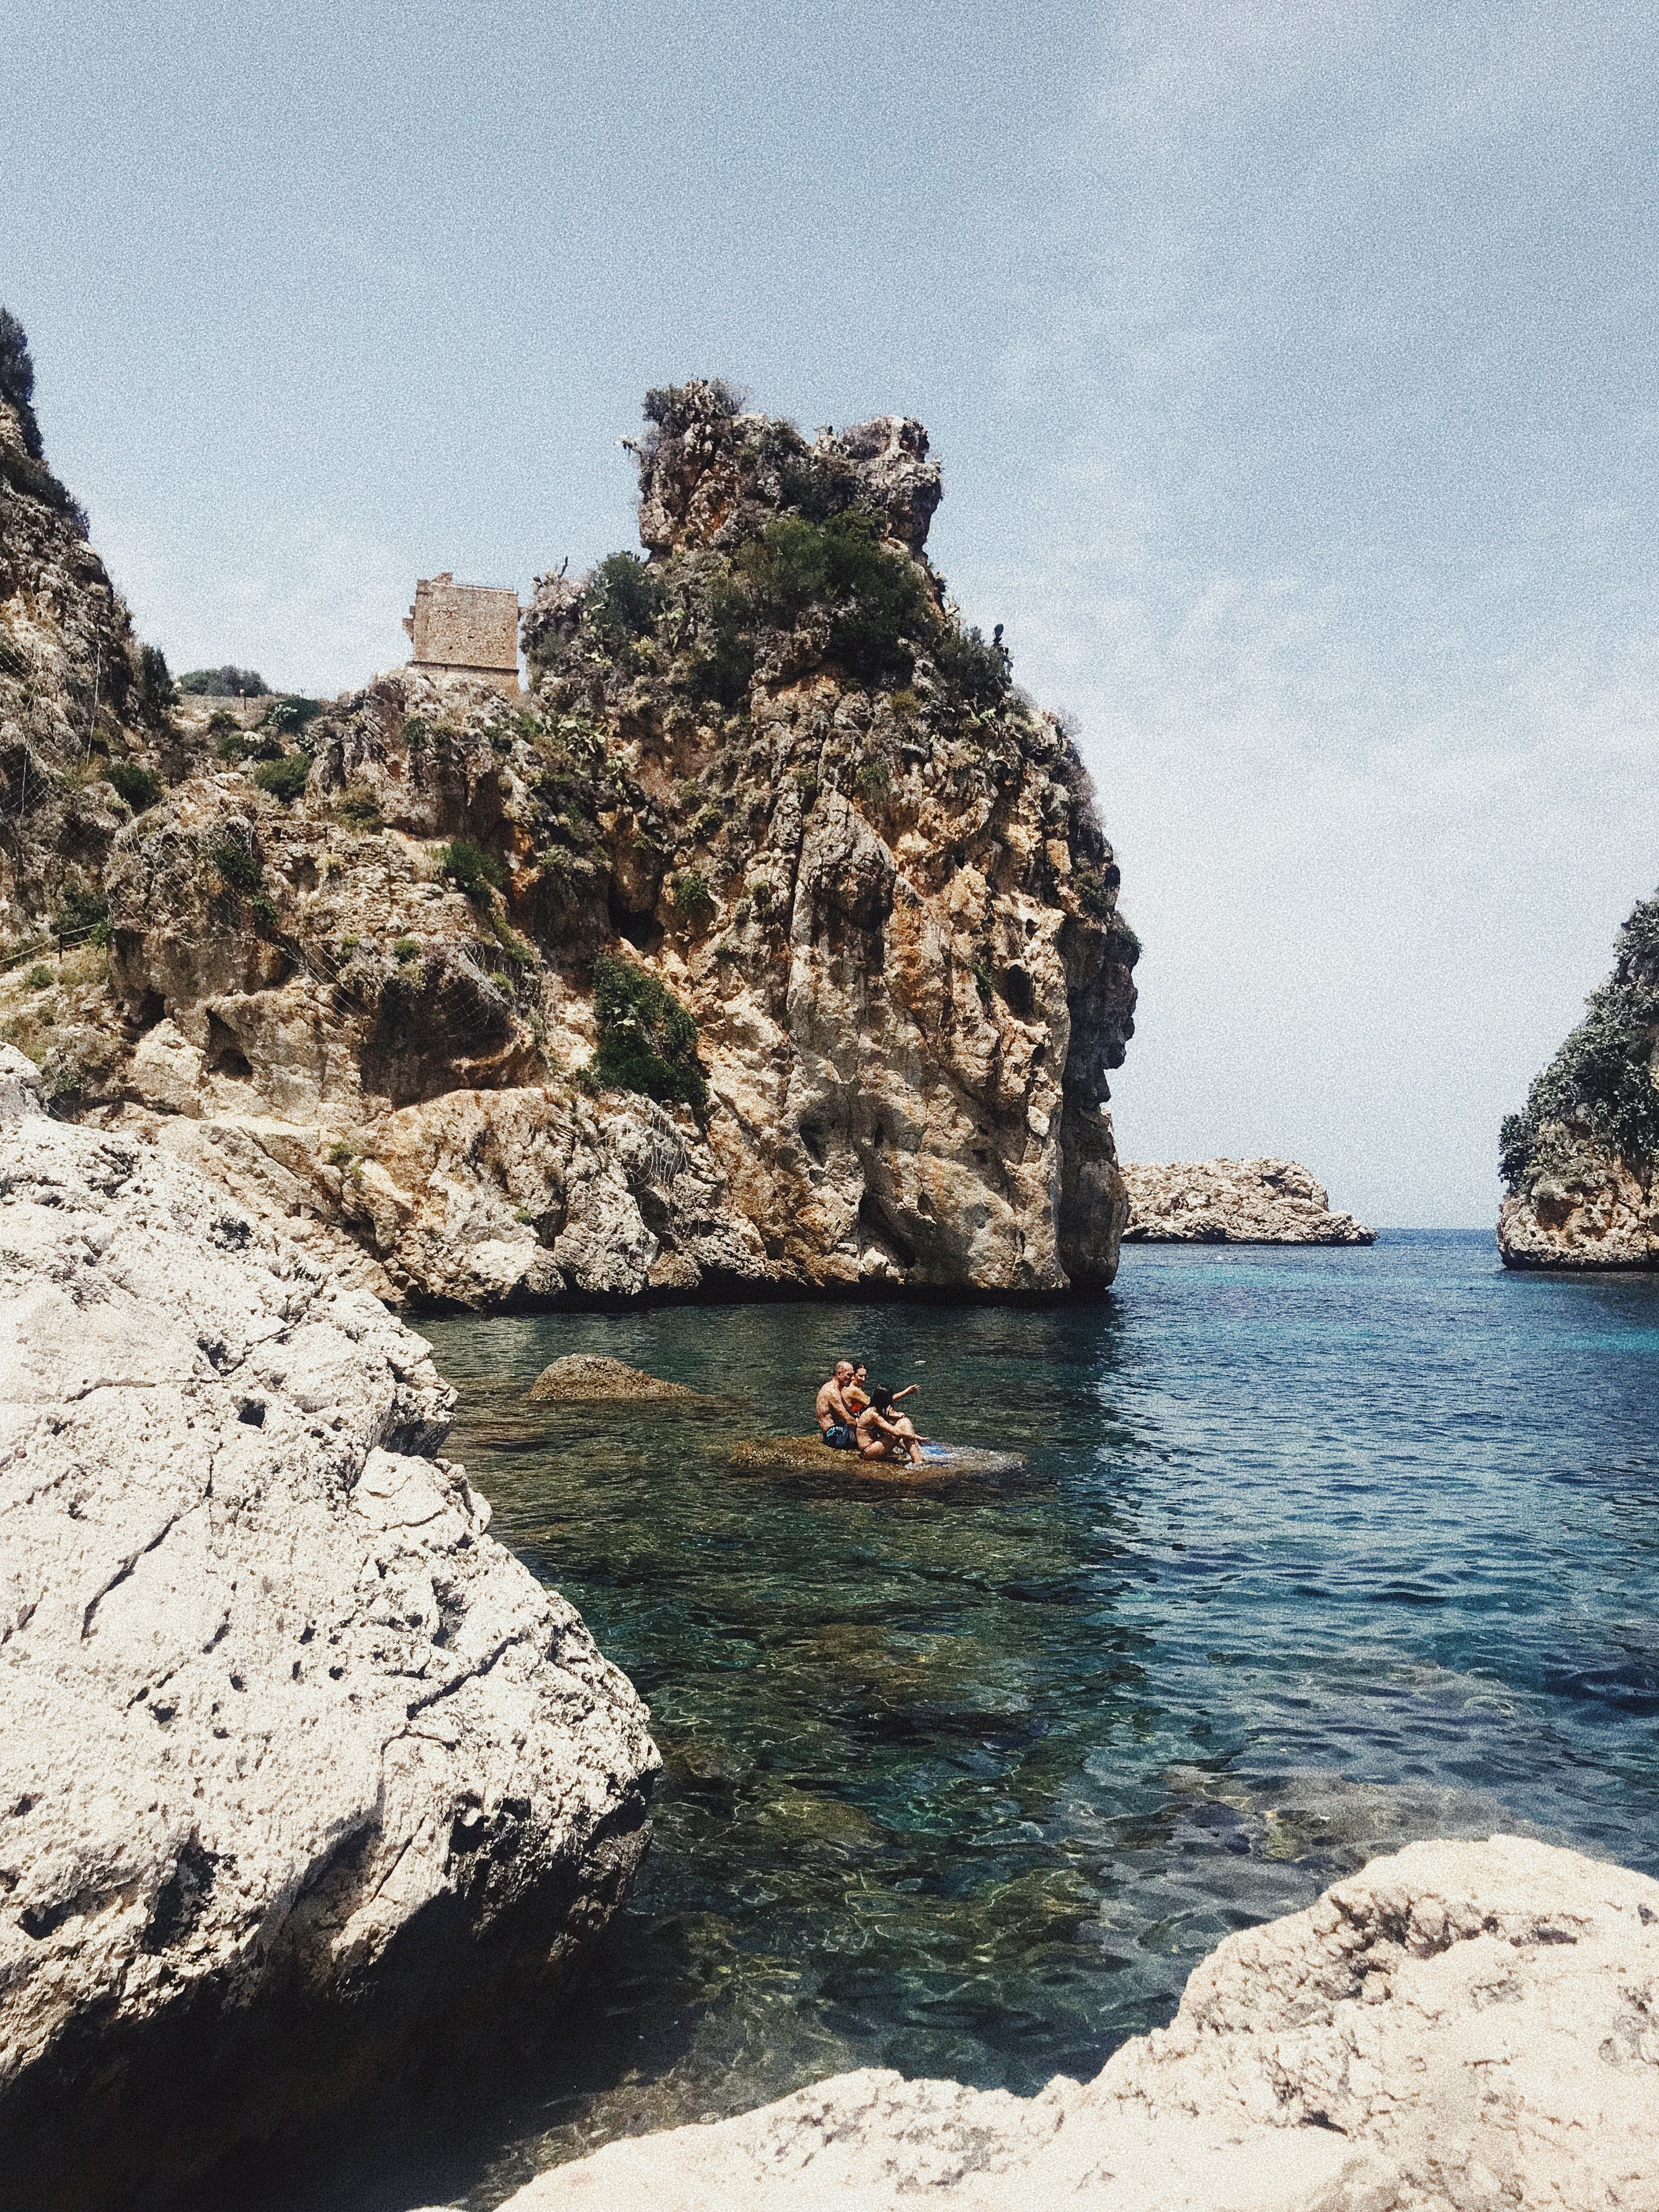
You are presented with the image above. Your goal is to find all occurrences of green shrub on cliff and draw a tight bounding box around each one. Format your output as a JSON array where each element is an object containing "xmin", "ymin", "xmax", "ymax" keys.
[
  {"xmin": 438, "ymin": 839, "xmax": 505, "ymax": 902},
  {"xmin": 177, "ymin": 665, "xmax": 269, "ymax": 697},
  {"xmin": 590, "ymin": 952, "xmax": 707, "ymax": 1110},
  {"xmin": 0, "ymin": 308, "xmax": 44, "ymax": 462},
  {"xmin": 54, "ymin": 887, "xmax": 110, "ymax": 946},
  {"xmin": 1500, "ymin": 893, "xmax": 1659, "ymax": 1193},
  {"xmin": 672, "ymin": 870, "xmax": 715, "ymax": 927},
  {"xmin": 585, "ymin": 553, "xmax": 667, "ymax": 648},
  {"xmin": 105, "ymin": 759, "xmax": 162, "ymax": 811},
  {"xmin": 253, "ymin": 753, "xmax": 310, "ymax": 802},
  {"xmin": 210, "ymin": 840, "xmax": 262, "ymax": 894}
]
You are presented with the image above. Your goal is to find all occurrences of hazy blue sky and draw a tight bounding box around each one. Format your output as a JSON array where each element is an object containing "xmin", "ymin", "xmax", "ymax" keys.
[{"xmin": 5, "ymin": 0, "xmax": 1656, "ymax": 1225}]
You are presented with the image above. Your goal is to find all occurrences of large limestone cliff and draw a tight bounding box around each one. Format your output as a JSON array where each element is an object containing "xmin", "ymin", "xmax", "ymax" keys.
[
  {"xmin": 1498, "ymin": 892, "xmax": 1659, "ymax": 1268},
  {"xmin": 0, "ymin": 1049, "xmax": 658, "ymax": 2211},
  {"xmin": 504, "ymin": 1836, "xmax": 1659, "ymax": 2211},
  {"xmin": 3, "ymin": 372, "xmax": 1138, "ymax": 1308}
]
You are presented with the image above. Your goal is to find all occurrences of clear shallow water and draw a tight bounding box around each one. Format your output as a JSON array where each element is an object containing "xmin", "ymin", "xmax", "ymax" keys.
[{"xmin": 347, "ymin": 1235, "xmax": 1659, "ymax": 2204}]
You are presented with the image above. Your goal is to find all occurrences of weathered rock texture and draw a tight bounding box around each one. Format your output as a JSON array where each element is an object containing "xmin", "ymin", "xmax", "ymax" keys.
[
  {"xmin": 0, "ymin": 311, "xmax": 183, "ymax": 947},
  {"xmin": 1122, "ymin": 1159, "xmax": 1375, "ymax": 1245},
  {"xmin": 501, "ymin": 1835, "xmax": 1659, "ymax": 2211},
  {"xmin": 2, "ymin": 367, "xmax": 1137, "ymax": 1310},
  {"xmin": 1498, "ymin": 892, "xmax": 1659, "ymax": 1268},
  {"xmin": 0, "ymin": 1055, "xmax": 659, "ymax": 2211},
  {"xmin": 528, "ymin": 1354, "xmax": 715, "ymax": 1403}
]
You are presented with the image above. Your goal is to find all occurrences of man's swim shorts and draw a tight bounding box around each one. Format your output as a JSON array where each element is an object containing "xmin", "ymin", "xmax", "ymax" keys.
[{"xmin": 822, "ymin": 1422, "xmax": 856, "ymax": 1449}]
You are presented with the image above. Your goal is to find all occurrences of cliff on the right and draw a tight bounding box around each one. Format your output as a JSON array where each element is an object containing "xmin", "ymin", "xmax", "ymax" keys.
[{"xmin": 1499, "ymin": 892, "xmax": 1659, "ymax": 1268}]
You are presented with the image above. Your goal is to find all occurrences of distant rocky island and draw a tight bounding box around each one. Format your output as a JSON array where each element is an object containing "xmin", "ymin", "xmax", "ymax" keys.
[
  {"xmin": 0, "ymin": 342, "xmax": 1138, "ymax": 1310},
  {"xmin": 1122, "ymin": 1157, "xmax": 1375, "ymax": 1245},
  {"xmin": 1499, "ymin": 891, "xmax": 1659, "ymax": 1268}
]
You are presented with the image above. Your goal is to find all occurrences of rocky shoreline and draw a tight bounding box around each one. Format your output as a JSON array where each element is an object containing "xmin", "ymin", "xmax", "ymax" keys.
[
  {"xmin": 498, "ymin": 1835, "xmax": 1659, "ymax": 2210},
  {"xmin": 0, "ymin": 1049, "xmax": 658, "ymax": 2211},
  {"xmin": 1122, "ymin": 1158, "xmax": 1375, "ymax": 1246}
]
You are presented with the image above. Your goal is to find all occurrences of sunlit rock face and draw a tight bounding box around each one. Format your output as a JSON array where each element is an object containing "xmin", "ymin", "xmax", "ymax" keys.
[
  {"xmin": 5, "ymin": 372, "xmax": 1137, "ymax": 1307},
  {"xmin": 499, "ymin": 1836, "xmax": 1659, "ymax": 2212},
  {"xmin": 1122, "ymin": 1158, "xmax": 1375, "ymax": 1245},
  {"xmin": 1498, "ymin": 892, "xmax": 1659, "ymax": 1269},
  {"xmin": 0, "ymin": 1074, "xmax": 659, "ymax": 2210}
]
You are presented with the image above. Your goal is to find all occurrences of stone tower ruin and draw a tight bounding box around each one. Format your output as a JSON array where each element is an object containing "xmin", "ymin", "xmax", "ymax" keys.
[{"xmin": 403, "ymin": 573, "xmax": 520, "ymax": 695}]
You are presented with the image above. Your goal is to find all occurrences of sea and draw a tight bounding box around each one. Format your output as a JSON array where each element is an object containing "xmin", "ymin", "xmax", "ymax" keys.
[{"xmin": 230, "ymin": 1231, "xmax": 1659, "ymax": 2208}]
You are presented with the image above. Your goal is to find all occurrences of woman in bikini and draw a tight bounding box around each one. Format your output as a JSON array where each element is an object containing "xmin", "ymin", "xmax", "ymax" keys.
[
  {"xmin": 846, "ymin": 1361, "xmax": 918, "ymax": 1420},
  {"xmin": 856, "ymin": 1385, "xmax": 929, "ymax": 1468}
]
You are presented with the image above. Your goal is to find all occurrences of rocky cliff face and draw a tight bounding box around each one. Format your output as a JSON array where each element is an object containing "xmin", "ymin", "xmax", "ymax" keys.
[
  {"xmin": 0, "ymin": 1052, "xmax": 658, "ymax": 2211},
  {"xmin": 1122, "ymin": 1158, "xmax": 1375, "ymax": 1245},
  {"xmin": 0, "ymin": 313, "xmax": 185, "ymax": 947},
  {"xmin": 4, "ymin": 373, "xmax": 1138, "ymax": 1307},
  {"xmin": 1498, "ymin": 892, "xmax": 1659, "ymax": 1269},
  {"xmin": 503, "ymin": 1836, "xmax": 1659, "ymax": 2211}
]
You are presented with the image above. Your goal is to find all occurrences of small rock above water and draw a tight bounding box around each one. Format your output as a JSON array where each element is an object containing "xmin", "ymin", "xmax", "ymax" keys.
[
  {"xmin": 1122, "ymin": 1157, "xmax": 1375, "ymax": 1245},
  {"xmin": 500, "ymin": 1835, "xmax": 1659, "ymax": 2210},
  {"xmin": 729, "ymin": 1435, "xmax": 1027, "ymax": 1479},
  {"xmin": 527, "ymin": 1353, "xmax": 719, "ymax": 1403}
]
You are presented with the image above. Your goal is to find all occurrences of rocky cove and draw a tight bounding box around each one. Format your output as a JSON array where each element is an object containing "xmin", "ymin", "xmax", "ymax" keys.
[
  {"xmin": 8, "ymin": 325, "xmax": 1659, "ymax": 2212},
  {"xmin": 11, "ymin": 1099, "xmax": 1659, "ymax": 2209}
]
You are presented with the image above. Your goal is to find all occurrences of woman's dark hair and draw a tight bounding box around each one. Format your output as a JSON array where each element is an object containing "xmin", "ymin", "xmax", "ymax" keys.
[{"xmin": 870, "ymin": 1385, "xmax": 895, "ymax": 1414}]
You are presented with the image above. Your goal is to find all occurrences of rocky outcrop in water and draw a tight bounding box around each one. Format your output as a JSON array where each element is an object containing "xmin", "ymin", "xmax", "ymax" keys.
[
  {"xmin": 502, "ymin": 1835, "xmax": 1659, "ymax": 2210},
  {"xmin": 1, "ymin": 362, "xmax": 1137, "ymax": 1309},
  {"xmin": 1122, "ymin": 1158, "xmax": 1374, "ymax": 1245},
  {"xmin": 527, "ymin": 1354, "xmax": 715, "ymax": 1402},
  {"xmin": 1498, "ymin": 892, "xmax": 1659, "ymax": 1268},
  {"xmin": 0, "ymin": 1051, "xmax": 658, "ymax": 2211}
]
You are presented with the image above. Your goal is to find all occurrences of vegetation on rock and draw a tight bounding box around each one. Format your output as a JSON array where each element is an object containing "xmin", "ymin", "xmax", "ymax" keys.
[
  {"xmin": 1500, "ymin": 894, "xmax": 1659, "ymax": 1196},
  {"xmin": 252, "ymin": 752, "xmax": 311, "ymax": 802},
  {"xmin": 176, "ymin": 665, "xmax": 269, "ymax": 697},
  {"xmin": 590, "ymin": 952, "xmax": 707, "ymax": 1110}
]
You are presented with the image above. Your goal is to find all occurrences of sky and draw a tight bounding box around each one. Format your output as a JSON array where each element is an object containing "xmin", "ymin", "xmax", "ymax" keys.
[{"xmin": 4, "ymin": 0, "xmax": 1656, "ymax": 1226}]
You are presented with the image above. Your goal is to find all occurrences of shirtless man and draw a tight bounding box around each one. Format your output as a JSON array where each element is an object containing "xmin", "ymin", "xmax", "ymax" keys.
[{"xmin": 815, "ymin": 1361, "xmax": 859, "ymax": 1449}]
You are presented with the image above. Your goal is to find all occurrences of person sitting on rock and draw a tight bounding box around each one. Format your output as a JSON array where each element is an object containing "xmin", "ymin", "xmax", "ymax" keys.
[
  {"xmin": 856, "ymin": 1386, "xmax": 929, "ymax": 1468},
  {"xmin": 816, "ymin": 1361, "xmax": 859, "ymax": 1449},
  {"xmin": 845, "ymin": 1360, "xmax": 919, "ymax": 1422}
]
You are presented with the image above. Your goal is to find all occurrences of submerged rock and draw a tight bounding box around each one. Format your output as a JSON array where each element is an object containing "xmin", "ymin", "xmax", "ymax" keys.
[
  {"xmin": 729, "ymin": 1435, "xmax": 1027, "ymax": 1479},
  {"xmin": 1122, "ymin": 1158, "xmax": 1375, "ymax": 1245},
  {"xmin": 500, "ymin": 1835, "xmax": 1659, "ymax": 2210},
  {"xmin": 528, "ymin": 1353, "xmax": 718, "ymax": 1403},
  {"xmin": 0, "ymin": 1078, "xmax": 659, "ymax": 2211}
]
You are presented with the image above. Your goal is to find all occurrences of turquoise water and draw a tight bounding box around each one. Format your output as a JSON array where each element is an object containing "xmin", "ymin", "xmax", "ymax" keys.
[{"xmin": 383, "ymin": 1233, "xmax": 1659, "ymax": 2203}]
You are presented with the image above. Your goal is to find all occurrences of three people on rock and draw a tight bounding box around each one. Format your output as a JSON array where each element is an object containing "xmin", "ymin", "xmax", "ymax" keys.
[{"xmin": 814, "ymin": 1358, "xmax": 928, "ymax": 1466}]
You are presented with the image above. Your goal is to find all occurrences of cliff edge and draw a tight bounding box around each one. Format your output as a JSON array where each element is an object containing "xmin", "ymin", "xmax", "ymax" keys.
[
  {"xmin": 1498, "ymin": 892, "xmax": 1659, "ymax": 1268},
  {"xmin": 0, "ymin": 1047, "xmax": 658, "ymax": 2211},
  {"xmin": 2, "ymin": 364, "xmax": 1138, "ymax": 1307}
]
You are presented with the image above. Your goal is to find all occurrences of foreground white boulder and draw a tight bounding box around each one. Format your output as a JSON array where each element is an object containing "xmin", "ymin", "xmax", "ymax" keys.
[
  {"xmin": 0, "ymin": 1050, "xmax": 658, "ymax": 2211},
  {"xmin": 507, "ymin": 1835, "xmax": 1659, "ymax": 2211}
]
